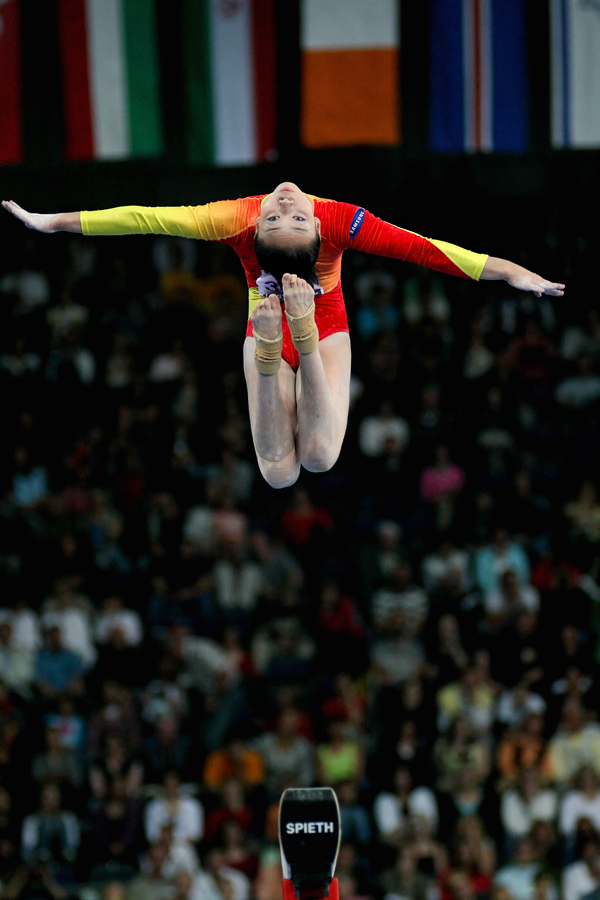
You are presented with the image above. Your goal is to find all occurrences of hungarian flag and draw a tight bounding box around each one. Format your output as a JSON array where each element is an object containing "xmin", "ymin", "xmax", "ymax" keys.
[
  {"xmin": 300, "ymin": 0, "xmax": 400, "ymax": 149},
  {"xmin": 429, "ymin": 0, "xmax": 529, "ymax": 153},
  {"xmin": 183, "ymin": 0, "xmax": 277, "ymax": 166},
  {"xmin": 551, "ymin": 0, "xmax": 600, "ymax": 148},
  {"xmin": 58, "ymin": 0, "xmax": 163, "ymax": 161},
  {"xmin": 0, "ymin": 0, "xmax": 23, "ymax": 165}
]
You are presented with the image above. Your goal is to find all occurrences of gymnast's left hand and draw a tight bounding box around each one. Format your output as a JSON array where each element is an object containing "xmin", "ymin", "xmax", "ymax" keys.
[{"xmin": 481, "ymin": 256, "xmax": 565, "ymax": 297}]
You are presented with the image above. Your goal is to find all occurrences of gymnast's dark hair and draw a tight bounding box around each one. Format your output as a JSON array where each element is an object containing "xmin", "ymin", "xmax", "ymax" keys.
[{"xmin": 254, "ymin": 230, "xmax": 321, "ymax": 286}]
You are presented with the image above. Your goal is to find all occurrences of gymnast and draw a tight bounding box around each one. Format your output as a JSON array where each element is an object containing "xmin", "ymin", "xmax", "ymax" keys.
[{"xmin": 2, "ymin": 185, "xmax": 564, "ymax": 488}]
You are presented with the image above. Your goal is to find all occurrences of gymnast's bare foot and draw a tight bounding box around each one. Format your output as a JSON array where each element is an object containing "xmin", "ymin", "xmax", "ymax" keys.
[
  {"xmin": 251, "ymin": 294, "xmax": 282, "ymax": 340},
  {"xmin": 282, "ymin": 273, "xmax": 314, "ymax": 318}
]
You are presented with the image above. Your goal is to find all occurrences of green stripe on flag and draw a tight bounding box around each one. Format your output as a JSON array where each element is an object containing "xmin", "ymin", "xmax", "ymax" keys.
[
  {"xmin": 183, "ymin": 0, "xmax": 214, "ymax": 165},
  {"xmin": 122, "ymin": 0, "xmax": 163, "ymax": 157}
]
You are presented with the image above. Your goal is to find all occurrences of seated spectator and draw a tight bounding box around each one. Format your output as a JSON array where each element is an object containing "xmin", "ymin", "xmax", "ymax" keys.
[
  {"xmin": 212, "ymin": 533, "xmax": 263, "ymax": 619},
  {"xmin": 220, "ymin": 819, "xmax": 259, "ymax": 880},
  {"xmin": 547, "ymin": 701, "xmax": 600, "ymax": 785},
  {"xmin": 562, "ymin": 839, "xmax": 600, "ymax": 900},
  {"xmin": 88, "ymin": 680, "xmax": 142, "ymax": 756},
  {"xmin": 92, "ymin": 776, "xmax": 142, "ymax": 871},
  {"xmin": 439, "ymin": 768, "xmax": 496, "ymax": 840},
  {"xmin": 565, "ymin": 482, "xmax": 600, "ymax": 546},
  {"xmin": 204, "ymin": 779, "xmax": 253, "ymax": 843},
  {"xmin": 254, "ymin": 708, "xmax": 315, "ymax": 798},
  {"xmin": 12, "ymin": 445, "xmax": 49, "ymax": 510},
  {"xmin": 317, "ymin": 580, "xmax": 367, "ymax": 675},
  {"xmin": 419, "ymin": 445, "xmax": 466, "ymax": 532},
  {"xmin": 370, "ymin": 612, "xmax": 426, "ymax": 687},
  {"xmin": 556, "ymin": 354, "xmax": 600, "ymax": 409},
  {"xmin": 143, "ymin": 716, "xmax": 192, "ymax": 784},
  {"xmin": 430, "ymin": 615, "xmax": 469, "ymax": 688},
  {"xmin": 494, "ymin": 837, "xmax": 541, "ymax": 900},
  {"xmin": 358, "ymin": 401, "xmax": 410, "ymax": 458},
  {"xmin": 203, "ymin": 733, "xmax": 265, "ymax": 791},
  {"xmin": 35, "ymin": 625, "xmax": 84, "ymax": 700},
  {"xmin": 374, "ymin": 766, "xmax": 439, "ymax": 846},
  {"xmin": 496, "ymin": 682, "xmax": 547, "ymax": 730},
  {"xmin": 422, "ymin": 544, "xmax": 471, "ymax": 596},
  {"xmin": 0, "ymin": 620, "xmax": 35, "ymax": 697},
  {"xmin": 372, "ymin": 561, "xmax": 428, "ymax": 635},
  {"xmin": 500, "ymin": 768, "xmax": 558, "ymax": 851},
  {"xmin": 0, "ymin": 597, "xmax": 41, "ymax": 652},
  {"xmin": 193, "ymin": 846, "xmax": 251, "ymax": 900},
  {"xmin": 255, "ymin": 619, "xmax": 316, "ymax": 684},
  {"xmin": 317, "ymin": 719, "xmax": 365, "ymax": 786},
  {"xmin": 41, "ymin": 577, "xmax": 96, "ymax": 669},
  {"xmin": 21, "ymin": 783, "xmax": 79, "ymax": 873},
  {"xmin": 90, "ymin": 733, "xmax": 144, "ymax": 801},
  {"xmin": 484, "ymin": 570, "xmax": 540, "ymax": 630},
  {"xmin": 435, "ymin": 718, "xmax": 490, "ymax": 793},
  {"xmin": 155, "ymin": 822, "xmax": 199, "ymax": 880},
  {"xmin": 95, "ymin": 596, "xmax": 143, "ymax": 647},
  {"xmin": 560, "ymin": 767, "xmax": 600, "ymax": 842},
  {"xmin": 497, "ymin": 713, "xmax": 551, "ymax": 786},
  {"xmin": 145, "ymin": 770, "xmax": 204, "ymax": 845},
  {"xmin": 475, "ymin": 528, "xmax": 531, "ymax": 593},
  {"xmin": 437, "ymin": 667, "xmax": 496, "ymax": 735},
  {"xmin": 31, "ymin": 722, "xmax": 83, "ymax": 792},
  {"xmin": 125, "ymin": 840, "xmax": 173, "ymax": 900},
  {"xmin": 381, "ymin": 846, "xmax": 432, "ymax": 900},
  {"xmin": 337, "ymin": 780, "xmax": 372, "ymax": 847}
]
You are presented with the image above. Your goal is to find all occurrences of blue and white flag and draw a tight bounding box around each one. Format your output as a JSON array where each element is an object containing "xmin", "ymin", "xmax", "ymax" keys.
[
  {"xmin": 551, "ymin": 0, "xmax": 600, "ymax": 148},
  {"xmin": 429, "ymin": 0, "xmax": 529, "ymax": 153}
]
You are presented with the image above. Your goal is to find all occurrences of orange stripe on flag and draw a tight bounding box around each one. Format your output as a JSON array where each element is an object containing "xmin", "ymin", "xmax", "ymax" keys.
[{"xmin": 301, "ymin": 47, "xmax": 400, "ymax": 149}]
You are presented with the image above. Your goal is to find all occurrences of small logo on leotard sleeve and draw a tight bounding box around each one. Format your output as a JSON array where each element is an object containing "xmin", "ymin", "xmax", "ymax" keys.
[{"xmin": 349, "ymin": 208, "xmax": 365, "ymax": 239}]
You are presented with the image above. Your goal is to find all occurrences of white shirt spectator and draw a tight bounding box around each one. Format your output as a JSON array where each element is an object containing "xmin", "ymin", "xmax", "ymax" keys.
[
  {"xmin": 560, "ymin": 789, "xmax": 600, "ymax": 836},
  {"xmin": 0, "ymin": 269, "xmax": 50, "ymax": 311},
  {"xmin": 95, "ymin": 605, "xmax": 143, "ymax": 647},
  {"xmin": 0, "ymin": 606, "xmax": 40, "ymax": 651},
  {"xmin": 484, "ymin": 583, "xmax": 540, "ymax": 616},
  {"xmin": 422, "ymin": 547, "xmax": 470, "ymax": 593},
  {"xmin": 556, "ymin": 375, "xmax": 600, "ymax": 409},
  {"xmin": 41, "ymin": 607, "xmax": 97, "ymax": 669},
  {"xmin": 212, "ymin": 559, "xmax": 263, "ymax": 612},
  {"xmin": 374, "ymin": 787, "xmax": 439, "ymax": 838},
  {"xmin": 372, "ymin": 586, "xmax": 428, "ymax": 632},
  {"xmin": 192, "ymin": 867, "xmax": 250, "ymax": 900},
  {"xmin": 145, "ymin": 795, "xmax": 204, "ymax": 844},
  {"xmin": 496, "ymin": 689, "xmax": 547, "ymax": 729},
  {"xmin": 500, "ymin": 788, "xmax": 558, "ymax": 838},
  {"xmin": 183, "ymin": 506, "xmax": 214, "ymax": 554},
  {"xmin": 358, "ymin": 409, "xmax": 410, "ymax": 458},
  {"xmin": 562, "ymin": 860, "xmax": 598, "ymax": 900}
]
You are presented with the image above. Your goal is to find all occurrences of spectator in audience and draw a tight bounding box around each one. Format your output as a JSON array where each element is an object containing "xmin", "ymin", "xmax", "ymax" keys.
[
  {"xmin": 35, "ymin": 625, "xmax": 84, "ymax": 700},
  {"xmin": 144, "ymin": 770, "xmax": 204, "ymax": 845},
  {"xmin": 254, "ymin": 708, "xmax": 315, "ymax": 798},
  {"xmin": 500, "ymin": 768, "xmax": 558, "ymax": 854},
  {"xmin": 374, "ymin": 765, "xmax": 439, "ymax": 846},
  {"xmin": 21, "ymin": 783, "xmax": 79, "ymax": 875},
  {"xmin": 547, "ymin": 701, "xmax": 600, "ymax": 784}
]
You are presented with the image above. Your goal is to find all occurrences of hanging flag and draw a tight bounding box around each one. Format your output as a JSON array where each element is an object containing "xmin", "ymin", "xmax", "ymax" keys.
[
  {"xmin": 429, "ymin": 0, "xmax": 528, "ymax": 153},
  {"xmin": 58, "ymin": 0, "xmax": 163, "ymax": 161},
  {"xmin": 0, "ymin": 0, "xmax": 23, "ymax": 165},
  {"xmin": 551, "ymin": 0, "xmax": 600, "ymax": 148},
  {"xmin": 300, "ymin": 0, "xmax": 400, "ymax": 149},
  {"xmin": 183, "ymin": 0, "xmax": 277, "ymax": 167}
]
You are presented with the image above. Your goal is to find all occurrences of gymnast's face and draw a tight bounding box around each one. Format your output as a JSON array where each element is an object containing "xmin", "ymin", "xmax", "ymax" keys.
[{"xmin": 256, "ymin": 182, "xmax": 320, "ymax": 248}]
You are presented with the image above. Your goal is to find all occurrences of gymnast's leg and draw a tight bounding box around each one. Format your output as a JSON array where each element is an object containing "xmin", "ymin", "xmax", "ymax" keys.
[
  {"xmin": 243, "ymin": 296, "xmax": 301, "ymax": 489},
  {"xmin": 282, "ymin": 274, "xmax": 351, "ymax": 473}
]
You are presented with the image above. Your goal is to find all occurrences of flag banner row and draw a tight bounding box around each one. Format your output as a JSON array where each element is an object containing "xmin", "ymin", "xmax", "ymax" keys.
[
  {"xmin": 3, "ymin": 0, "xmax": 600, "ymax": 166},
  {"xmin": 0, "ymin": 0, "xmax": 277, "ymax": 167}
]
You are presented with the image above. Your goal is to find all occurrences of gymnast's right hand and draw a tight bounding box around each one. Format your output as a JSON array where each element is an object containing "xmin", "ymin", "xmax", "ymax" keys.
[{"xmin": 1, "ymin": 201, "xmax": 82, "ymax": 233}]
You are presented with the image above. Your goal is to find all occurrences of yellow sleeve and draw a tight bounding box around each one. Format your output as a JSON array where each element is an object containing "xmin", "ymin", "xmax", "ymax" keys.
[{"xmin": 81, "ymin": 199, "xmax": 246, "ymax": 242}]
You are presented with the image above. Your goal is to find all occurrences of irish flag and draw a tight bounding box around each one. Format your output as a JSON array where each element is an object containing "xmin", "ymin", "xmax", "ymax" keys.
[
  {"xmin": 183, "ymin": 0, "xmax": 277, "ymax": 166},
  {"xmin": 300, "ymin": 0, "xmax": 401, "ymax": 149},
  {"xmin": 58, "ymin": 0, "xmax": 163, "ymax": 161}
]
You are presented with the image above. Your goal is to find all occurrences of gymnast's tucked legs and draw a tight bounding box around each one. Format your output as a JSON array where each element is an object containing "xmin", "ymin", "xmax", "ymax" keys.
[{"xmin": 243, "ymin": 273, "xmax": 351, "ymax": 489}]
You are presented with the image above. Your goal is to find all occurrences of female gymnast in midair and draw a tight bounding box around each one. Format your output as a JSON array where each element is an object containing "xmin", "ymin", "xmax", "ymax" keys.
[{"xmin": 3, "ymin": 185, "xmax": 564, "ymax": 489}]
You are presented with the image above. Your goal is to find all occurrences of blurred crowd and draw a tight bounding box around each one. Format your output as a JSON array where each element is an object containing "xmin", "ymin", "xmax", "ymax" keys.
[{"xmin": 0, "ymin": 218, "xmax": 599, "ymax": 900}]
